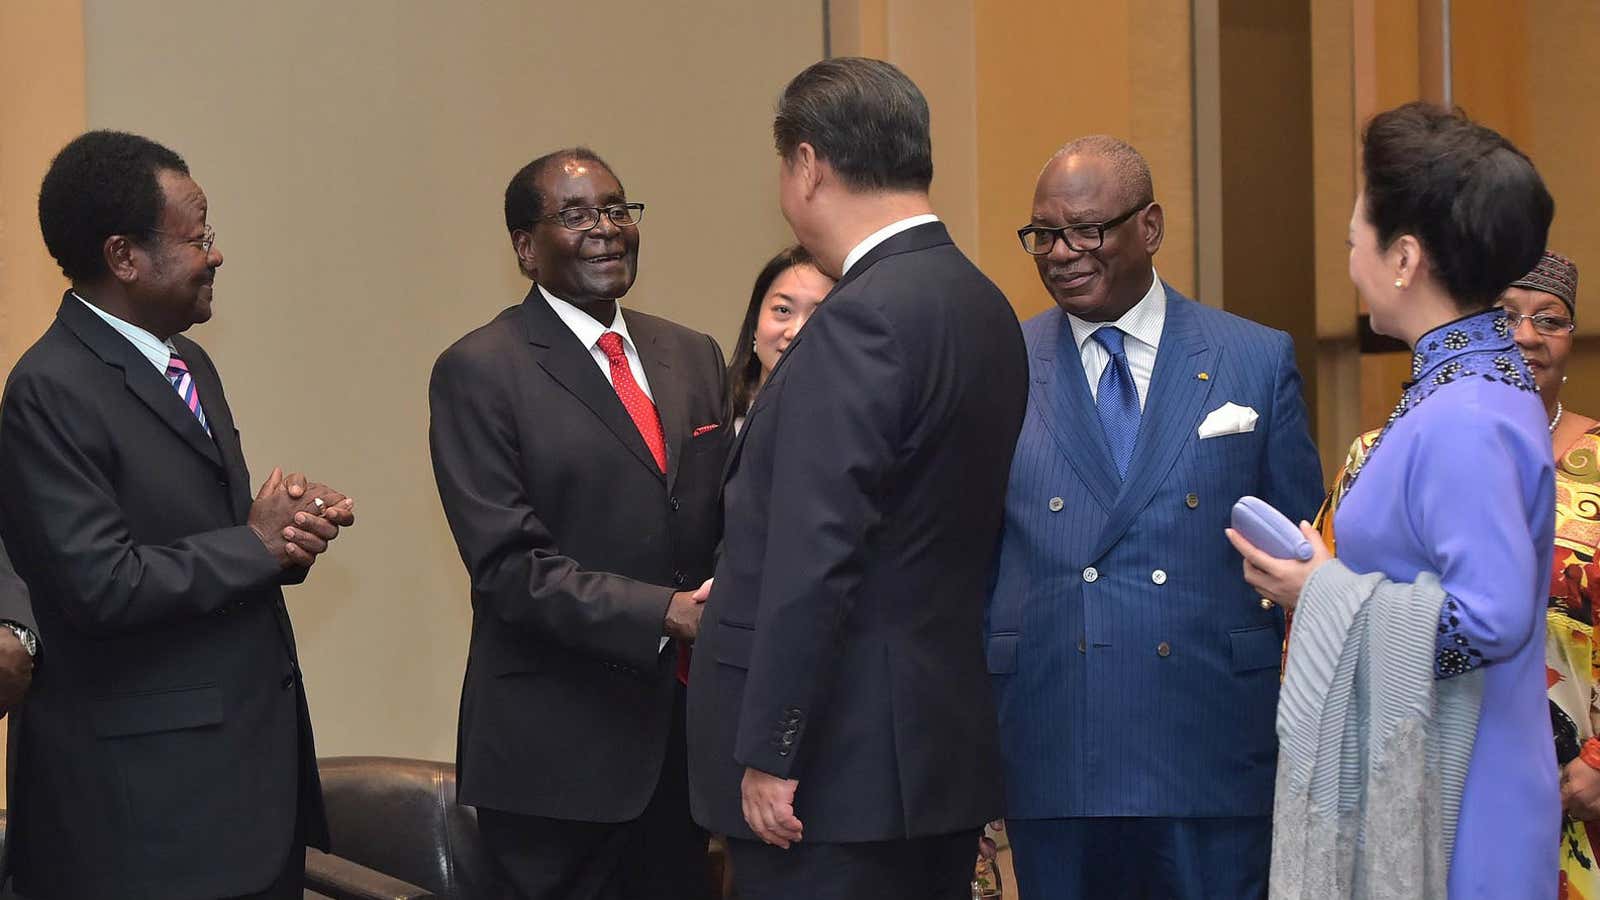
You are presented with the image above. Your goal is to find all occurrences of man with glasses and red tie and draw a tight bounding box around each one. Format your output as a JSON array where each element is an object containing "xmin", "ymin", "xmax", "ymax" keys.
[
  {"xmin": 0, "ymin": 130, "xmax": 356, "ymax": 899},
  {"xmin": 986, "ymin": 135, "xmax": 1323, "ymax": 898},
  {"xmin": 429, "ymin": 148, "xmax": 727, "ymax": 899}
]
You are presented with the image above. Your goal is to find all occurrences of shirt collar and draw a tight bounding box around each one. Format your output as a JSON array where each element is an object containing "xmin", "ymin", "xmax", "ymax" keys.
[
  {"xmin": 1065, "ymin": 269, "xmax": 1167, "ymax": 352},
  {"xmin": 538, "ymin": 284, "xmax": 642, "ymax": 357},
  {"xmin": 841, "ymin": 214, "xmax": 941, "ymax": 276},
  {"xmin": 72, "ymin": 291, "xmax": 175, "ymax": 372}
]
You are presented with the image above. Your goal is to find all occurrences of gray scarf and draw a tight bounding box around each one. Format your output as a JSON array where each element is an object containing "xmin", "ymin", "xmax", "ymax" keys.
[{"xmin": 1270, "ymin": 560, "xmax": 1484, "ymax": 899}]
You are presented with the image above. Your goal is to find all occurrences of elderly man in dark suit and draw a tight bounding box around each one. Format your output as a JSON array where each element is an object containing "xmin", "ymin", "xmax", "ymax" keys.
[
  {"xmin": 0, "ymin": 130, "xmax": 355, "ymax": 900},
  {"xmin": 686, "ymin": 58, "xmax": 1029, "ymax": 900},
  {"xmin": 429, "ymin": 148, "xmax": 727, "ymax": 900}
]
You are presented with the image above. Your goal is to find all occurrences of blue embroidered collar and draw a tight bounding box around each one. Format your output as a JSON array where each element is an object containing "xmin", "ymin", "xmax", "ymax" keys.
[
  {"xmin": 1344, "ymin": 308, "xmax": 1534, "ymax": 492},
  {"xmin": 1408, "ymin": 308, "xmax": 1522, "ymax": 387}
]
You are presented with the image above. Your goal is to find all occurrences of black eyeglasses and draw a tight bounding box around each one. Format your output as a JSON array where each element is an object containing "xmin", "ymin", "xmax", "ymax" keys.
[
  {"xmin": 1017, "ymin": 202, "xmax": 1150, "ymax": 256},
  {"xmin": 537, "ymin": 203, "xmax": 645, "ymax": 232},
  {"xmin": 1500, "ymin": 310, "xmax": 1576, "ymax": 336}
]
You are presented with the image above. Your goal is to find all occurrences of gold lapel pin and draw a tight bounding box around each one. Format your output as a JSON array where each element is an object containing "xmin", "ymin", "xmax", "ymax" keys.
[{"xmin": 1197, "ymin": 372, "xmax": 1210, "ymax": 381}]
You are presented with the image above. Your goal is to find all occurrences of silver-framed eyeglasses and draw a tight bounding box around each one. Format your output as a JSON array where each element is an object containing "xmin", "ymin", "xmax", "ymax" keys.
[
  {"xmin": 153, "ymin": 224, "xmax": 216, "ymax": 254},
  {"xmin": 1017, "ymin": 202, "xmax": 1150, "ymax": 256},
  {"xmin": 538, "ymin": 203, "xmax": 645, "ymax": 232},
  {"xmin": 1501, "ymin": 311, "xmax": 1576, "ymax": 336}
]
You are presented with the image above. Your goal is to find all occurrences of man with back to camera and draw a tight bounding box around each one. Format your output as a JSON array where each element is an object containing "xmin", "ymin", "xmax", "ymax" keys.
[
  {"xmin": 430, "ymin": 147, "xmax": 727, "ymax": 899},
  {"xmin": 0, "ymin": 129, "xmax": 356, "ymax": 899},
  {"xmin": 686, "ymin": 58, "xmax": 1029, "ymax": 900},
  {"xmin": 987, "ymin": 135, "xmax": 1324, "ymax": 898}
]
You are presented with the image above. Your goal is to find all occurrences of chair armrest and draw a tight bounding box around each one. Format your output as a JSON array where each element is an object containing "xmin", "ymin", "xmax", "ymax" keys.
[{"xmin": 303, "ymin": 848, "xmax": 434, "ymax": 900}]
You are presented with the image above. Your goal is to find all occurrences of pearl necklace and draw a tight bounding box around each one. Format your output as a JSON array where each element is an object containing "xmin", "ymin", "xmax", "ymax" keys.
[{"xmin": 1551, "ymin": 401, "xmax": 1564, "ymax": 434}]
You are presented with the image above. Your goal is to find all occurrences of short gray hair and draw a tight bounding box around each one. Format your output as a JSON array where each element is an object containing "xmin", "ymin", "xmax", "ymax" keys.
[{"xmin": 1048, "ymin": 135, "xmax": 1154, "ymax": 208}]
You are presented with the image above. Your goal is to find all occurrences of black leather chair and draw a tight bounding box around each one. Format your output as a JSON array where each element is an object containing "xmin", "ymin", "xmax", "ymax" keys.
[{"xmin": 306, "ymin": 756, "xmax": 494, "ymax": 900}]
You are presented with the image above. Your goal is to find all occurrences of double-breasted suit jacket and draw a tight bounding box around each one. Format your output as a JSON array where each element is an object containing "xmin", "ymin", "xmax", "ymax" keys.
[{"xmin": 988, "ymin": 289, "xmax": 1324, "ymax": 820}]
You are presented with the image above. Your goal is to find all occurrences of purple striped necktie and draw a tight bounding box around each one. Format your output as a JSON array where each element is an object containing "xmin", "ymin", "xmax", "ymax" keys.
[{"xmin": 165, "ymin": 353, "xmax": 210, "ymax": 436}]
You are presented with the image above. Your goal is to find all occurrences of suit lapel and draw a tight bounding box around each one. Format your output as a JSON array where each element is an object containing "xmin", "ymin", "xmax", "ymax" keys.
[
  {"xmin": 519, "ymin": 290, "xmax": 665, "ymax": 482},
  {"xmin": 174, "ymin": 337, "xmax": 252, "ymax": 523},
  {"xmin": 57, "ymin": 296, "xmax": 224, "ymax": 470},
  {"xmin": 1089, "ymin": 293, "xmax": 1218, "ymax": 561},
  {"xmin": 629, "ymin": 311, "xmax": 690, "ymax": 494},
  {"xmin": 1029, "ymin": 309, "xmax": 1119, "ymax": 511}
]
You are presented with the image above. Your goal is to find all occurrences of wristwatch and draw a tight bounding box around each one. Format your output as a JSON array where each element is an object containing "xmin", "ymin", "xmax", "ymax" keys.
[{"xmin": 1, "ymin": 622, "xmax": 37, "ymax": 659}]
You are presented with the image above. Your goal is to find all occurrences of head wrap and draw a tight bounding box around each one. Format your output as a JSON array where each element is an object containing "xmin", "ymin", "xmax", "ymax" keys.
[{"xmin": 1508, "ymin": 250, "xmax": 1578, "ymax": 317}]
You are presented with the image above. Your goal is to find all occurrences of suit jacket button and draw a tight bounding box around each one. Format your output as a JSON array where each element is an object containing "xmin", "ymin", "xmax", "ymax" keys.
[
  {"xmin": 1151, "ymin": 569, "xmax": 1167, "ymax": 585},
  {"xmin": 1157, "ymin": 641, "xmax": 1172, "ymax": 658},
  {"xmin": 1185, "ymin": 493, "xmax": 1199, "ymax": 509},
  {"xmin": 1082, "ymin": 567, "xmax": 1099, "ymax": 583},
  {"xmin": 281, "ymin": 674, "xmax": 295, "ymax": 689},
  {"xmin": 670, "ymin": 496, "xmax": 680, "ymax": 511},
  {"xmin": 1076, "ymin": 637, "xmax": 1086, "ymax": 653},
  {"xmin": 673, "ymin": 571, "xmax": 687, "ymax": 587},
  {"xmin": 1048, "ymin": 496, "xmax": 1064, "ymax": 512}
]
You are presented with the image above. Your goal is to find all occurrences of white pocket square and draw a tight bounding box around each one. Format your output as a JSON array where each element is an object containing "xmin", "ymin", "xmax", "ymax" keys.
[{"xmin": 1197, "ymin": 402, "xmax": 1258, "ymax": 439}]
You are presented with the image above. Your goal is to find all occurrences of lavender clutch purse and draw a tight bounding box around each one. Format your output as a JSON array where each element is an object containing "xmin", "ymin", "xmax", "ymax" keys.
[{"xmin": 1231, "ymin": 495, "xmax": 1313, "ymax": 561}]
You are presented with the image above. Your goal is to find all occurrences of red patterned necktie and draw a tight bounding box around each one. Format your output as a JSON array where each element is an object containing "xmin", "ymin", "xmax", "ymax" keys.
[
  {"xmin": 596, "ymin": 332, "xmax": 667, "ymax": 473},
  {"xmin": 595, "ymin": 332, "xmax": 691, "ymax": 683}
]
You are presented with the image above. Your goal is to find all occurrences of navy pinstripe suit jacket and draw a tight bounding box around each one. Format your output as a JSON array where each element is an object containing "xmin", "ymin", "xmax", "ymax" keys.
[{"xmin": 987, "ymin": 287, "xmax": 1323, "ymax": 819}]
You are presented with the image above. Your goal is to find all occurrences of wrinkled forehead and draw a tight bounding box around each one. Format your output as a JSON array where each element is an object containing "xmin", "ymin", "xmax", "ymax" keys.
[
  {"xmin": 1500, "ymin": 285, "xmax": 1571, "ymax": 315},
  {"xmin": 543, "ymin": 158, "xmax": 625, "ymax": 207},
  {"xmin": 1032, "ymin": 155, "xmax": 1127, "ymax": 222}
]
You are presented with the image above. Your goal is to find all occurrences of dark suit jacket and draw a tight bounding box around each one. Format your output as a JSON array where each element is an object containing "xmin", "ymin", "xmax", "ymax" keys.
[
  {"xmin": 429, "ymin": 287, "xmax": 727, "ymax": 823},
  {"xmin": 686, "ymin": 222, "xmax": 1029, "ymax": 842},
  {"xmin": 0, "ymin": 294, "xmax": 327, "ymax": 899}
]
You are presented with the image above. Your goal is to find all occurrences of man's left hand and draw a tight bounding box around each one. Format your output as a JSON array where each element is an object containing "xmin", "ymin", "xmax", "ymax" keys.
[
  {"xmin": 1225, "ymin": 520, "xmax": 1331, "ymax": 612},
  {"xmin": 0, "ymin": 629, "xmax": 34, "ymax": 712},
  {"xmin": 741, "ymin": 766, "xmax": 803, "ymax": 848}
]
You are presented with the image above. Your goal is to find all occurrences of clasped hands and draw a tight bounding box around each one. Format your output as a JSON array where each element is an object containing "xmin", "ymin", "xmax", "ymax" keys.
[{"xmin": 248, "ymin": 467, "xmax": 357, "ymax": 569}]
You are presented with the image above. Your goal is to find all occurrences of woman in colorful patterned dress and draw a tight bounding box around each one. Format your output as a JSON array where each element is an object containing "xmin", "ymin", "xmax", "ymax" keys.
[{"xmin": 1230, "ymin": 102, "xmax": 1557, "ymax": 897}]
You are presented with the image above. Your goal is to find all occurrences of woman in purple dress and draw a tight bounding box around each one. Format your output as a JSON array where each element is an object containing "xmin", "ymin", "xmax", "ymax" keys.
[{"xmin": 1230, "ymin": 102, "xmax": 1557, "ymax": 897}]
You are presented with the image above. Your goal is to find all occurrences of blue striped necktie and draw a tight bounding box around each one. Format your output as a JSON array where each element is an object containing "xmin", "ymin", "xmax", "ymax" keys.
[
  {"xmin": 165, "ymin": 353, "xmax": 210, "ymax": 436},
  {"xmin": 1092, "ymin": 326, "xmax": 1140, "ymax": 479}
]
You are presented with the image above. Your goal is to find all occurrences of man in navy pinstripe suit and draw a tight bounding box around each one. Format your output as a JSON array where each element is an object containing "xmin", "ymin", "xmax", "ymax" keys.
[{"xmin": 987, "ymin": 136, "xmax": 1323, "ymax": 898}]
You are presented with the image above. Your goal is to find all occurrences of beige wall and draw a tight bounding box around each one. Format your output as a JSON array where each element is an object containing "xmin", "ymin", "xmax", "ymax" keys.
[
  {"xmin": 0, "ymin": 0, "xmax": 86, "ymax": 807},
  {"xmin": 78, "ymin": 0, "xmax": 821, "ymax": 762},
  {"xmin": 0, "ymin": 4, "xmax": 85, "ymax": 374},
  {"xmin": 974, "ymin": 0, "xmax": 1196, "ymax": 320}
]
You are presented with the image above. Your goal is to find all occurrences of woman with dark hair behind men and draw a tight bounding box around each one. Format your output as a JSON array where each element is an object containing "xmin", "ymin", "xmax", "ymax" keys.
[
  {"xmin": 1229, "ymin": 101, "xmax": 1557, "ymax": 896},
  {"xmin": 725, "ymin": 245, "xmax": 834, "ymax": 430}
]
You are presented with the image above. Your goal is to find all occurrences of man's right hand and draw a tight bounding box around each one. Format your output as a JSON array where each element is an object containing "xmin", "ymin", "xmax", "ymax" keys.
[
  {"xmin": 663, "ymin": 579, "xmax": 712, "ymax": 642},
  {"xmin": 248, "ymin": 467, "xmax": 350, "ymax": 569}
]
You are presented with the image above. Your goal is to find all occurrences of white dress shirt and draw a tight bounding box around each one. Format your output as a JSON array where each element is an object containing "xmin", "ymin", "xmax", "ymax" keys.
[
  {"xmin": 1065, "ymin": 270, "xmax": 1167, "ymax": 410},
  {"xmin": 840, "ymin": 213, "xmax": 941, "ymax": 276},
  {"xmin": 538, "ymin": 285, "xmax": 654, "ymax": 401},
  {"xmin": 74, "ymin": 292, "xmax": 176, "ymax": 374}
]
